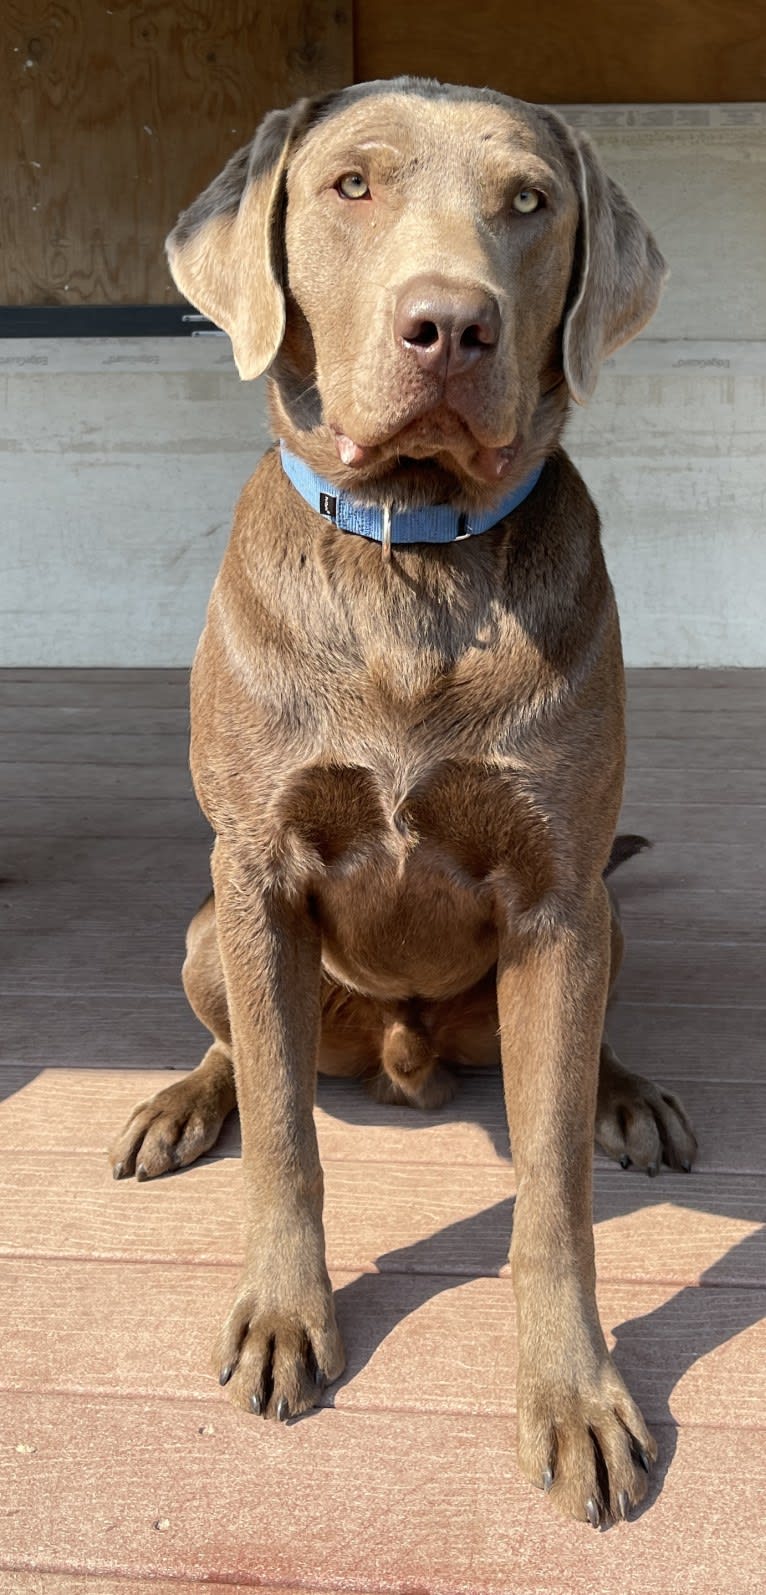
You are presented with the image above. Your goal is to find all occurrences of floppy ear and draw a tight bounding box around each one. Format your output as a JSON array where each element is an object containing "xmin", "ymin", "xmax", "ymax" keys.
[
  {"xmin": 558, "ymin": 127, "xmax": 668, "ymax": 404},
  {"xmin": 166, "ymin": 102, "xmax": 313, "ymax": 380}
]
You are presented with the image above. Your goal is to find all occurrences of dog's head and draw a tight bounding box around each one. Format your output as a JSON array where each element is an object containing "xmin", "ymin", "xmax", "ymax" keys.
[{"xmin": 168, "ymin": 79, "xmax": 666, "ymax": 507}]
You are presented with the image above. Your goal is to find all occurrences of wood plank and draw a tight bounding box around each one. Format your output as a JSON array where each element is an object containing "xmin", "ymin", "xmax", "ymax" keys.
[
  {"xmin": 0, "ymin": 799, "xmax": 207, "ymax": 840},
  {"xmin": 612, "ymin": 940, "xmax": 765, "ymax": 1007},
  {"xmin": 0, "ymin": 838, "xmax": 211, "ymax": 886},
  {"xmin": 627, "ymin": 736, "xmax": 766, "ymax": 771},
  {"xmin": 1, "ymin": 996, "xmax": 763, "ymax": 1083},
  {"xmin": 1, "ymin": 928, "xmax": 760, "ymax": 1005},
  {"xmin": 1, "ymin": 1067, "xmax": 764, "ymax": 1177},
  {"xmin": 1, "ymin": 701, "xmax": 761, "ymax": 741},
  {"xmin": 625, "ymin": 669, "xmax": 765, "ymax": 690},
  {"xmin": 0, "ymin": 668, "xmax": 759, "ymax": 706},
  {"xmin": 0, "ymin": 763, "xmax": 195, "ymax": 799},
  {"xmin": 0, "ymin": 675, "xmax": 188, "ymax": 708},
  {"xmin": 0, "ymin": 996, "xmax": 207, "ymax": 1069},
  {"xmin": 356, "ymin": 0, "xmax": 766, "ymax": 104},
  {"xmin": 1, "ymin": 1580, "xmax": 311, "ymax": 1595},
  {"xmin": 4, "ymin": 795, "xmax": 760, "ymax": 845},
  {"xmin": 0, "ymin": 733, "xmax": 190, "ymax": 766},
  {"xmin": 8, "ymin": 877, "xmax": 761, "ymax": 943},
  {"xmin": 0, "ymin": 706, "xmax": 187, "ymax": 735},
  {"xmin": 616, "ymin": 888, "xmax": 765, "ymax": 944},
  {"xmin": 627, "ymin": 705, "xmax": 765, "ymax": 740},
  {"xmin": 618, "ymin": 803, "xmax": 764, "ymax": 844},
  {"xmin": 1, "ymin": 1256, "xmax": 763, "ymax": 1431},
  {"xmin": 623, "ymin": 767, "xmax": 765, "ymax": 804},
  {"xmin": 0, "ymin": 668, "xmax": 188, "ymax": 685},
  {"xmin": 2, "ymin": 761, "xmax": 764, "ymax": 806},
  {"xmin": 0, "ymin": 1151, "xmax": 761, "ymax": 1287},
  {"xmin": 1, "ymin": 1393, "xmax": 763, "ymax": 1594}
]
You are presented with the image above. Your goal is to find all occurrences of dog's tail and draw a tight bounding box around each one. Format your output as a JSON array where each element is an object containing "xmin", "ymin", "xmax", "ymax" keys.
[{"xmin": 603, "ymin": 833, "xmax": 650, "ymax": 879}]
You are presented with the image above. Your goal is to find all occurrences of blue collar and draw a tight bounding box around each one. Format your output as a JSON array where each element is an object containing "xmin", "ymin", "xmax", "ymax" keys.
[{"xmin": 279, "ymin": 443, "xmax": 543, "ymax": 553}]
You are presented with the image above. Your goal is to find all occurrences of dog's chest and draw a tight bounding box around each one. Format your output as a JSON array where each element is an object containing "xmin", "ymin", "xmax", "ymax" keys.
[{"xmin": 271, "ymin": 750, "xmax": 553, "ymax": 999}]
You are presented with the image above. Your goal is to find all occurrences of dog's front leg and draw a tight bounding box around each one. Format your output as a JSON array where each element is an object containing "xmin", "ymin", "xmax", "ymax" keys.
[
  {"xmin": 212, "ymin": 840, "xmax": 345, "ymax": 1420},
  {"xmin": 498, "ymin": 881, "xmax": 656, "ymax": 1524}
]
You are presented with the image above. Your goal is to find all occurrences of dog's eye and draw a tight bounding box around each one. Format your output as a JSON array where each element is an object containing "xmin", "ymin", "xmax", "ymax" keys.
[
  {"xmin": 337, "ymin": 172, "xmax": 370, "ymax": 200},
  {"xmin": 512, "ymin": 188, "xmax": 541, "ymax": 214}
]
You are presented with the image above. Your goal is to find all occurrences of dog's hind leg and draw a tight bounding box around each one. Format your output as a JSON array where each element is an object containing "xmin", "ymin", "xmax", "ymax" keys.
[
  {"xmin": 595, "ymin": 885, "xmax": 698, "ymax": 1175},
  {"xmin": 110, "ymin": 892, "xmax": 236, "ymax": 1181}
]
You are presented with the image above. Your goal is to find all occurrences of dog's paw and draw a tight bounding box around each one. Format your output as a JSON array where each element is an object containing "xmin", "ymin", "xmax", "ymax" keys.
[
  {"xmin": 517, "ymin": 1355, "xmax": 657, "ymax": 1525},
  {"xmin": 368, "ymin": 1061, "xmax": 458, "ymax": 1110},
  {"xmin": 596, "ymin": 1047, "xmax": 697, "ymax": 1175},
  {"xmin": 217, "ymin": 1278, "xmax": 345, "ymax": 1421},
  {"xmin": 109, "ymin": 1071, "xmax": 232, "ymax": 1181}
]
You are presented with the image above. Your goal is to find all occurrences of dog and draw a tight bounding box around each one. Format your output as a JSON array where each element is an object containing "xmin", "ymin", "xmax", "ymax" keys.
[{"xmin": 110, "ymin": 77, "xmax": 698, "ymax": 1526}]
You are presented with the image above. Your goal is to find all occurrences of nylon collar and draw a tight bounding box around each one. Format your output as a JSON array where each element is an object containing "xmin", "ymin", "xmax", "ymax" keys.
[{"xmin": 279, "ymin": 443, "xmax": 543, "ymax": 555}]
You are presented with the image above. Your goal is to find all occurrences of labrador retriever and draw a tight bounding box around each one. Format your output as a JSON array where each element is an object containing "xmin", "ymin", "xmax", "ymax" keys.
[{"xmin": 110, "ymin": 77, "xmax": 697, "ymax": 1526}]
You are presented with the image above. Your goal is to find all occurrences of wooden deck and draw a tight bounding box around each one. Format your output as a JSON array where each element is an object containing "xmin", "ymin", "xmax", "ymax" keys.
[{"xmin": 0, "ymin": 667, "xmax": 764, "ymax": 1594}]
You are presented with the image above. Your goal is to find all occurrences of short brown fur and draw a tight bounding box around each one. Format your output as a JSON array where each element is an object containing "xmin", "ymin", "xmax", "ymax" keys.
[{"xmin": 112, "ymin": 79, "xmax": 696, "ymax": 1527}]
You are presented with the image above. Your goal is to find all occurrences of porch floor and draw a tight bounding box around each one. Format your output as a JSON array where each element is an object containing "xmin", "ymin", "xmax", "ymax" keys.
[{"xmin": 0, "ymin": 668, "xmax": 764, "ymax": 1594}]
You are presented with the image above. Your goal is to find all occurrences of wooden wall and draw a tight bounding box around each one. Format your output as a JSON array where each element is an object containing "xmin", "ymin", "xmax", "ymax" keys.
[
  {"xmin": 1, "ymin": 0, "xmax": 763, "ymax": 306},
  {"xmin": 355, "ymin": 0, "xmax": 766, "ymax": 106},
  {"xmin": 1, "ymin": 1, "xmax": 352, "ymax": 305}
]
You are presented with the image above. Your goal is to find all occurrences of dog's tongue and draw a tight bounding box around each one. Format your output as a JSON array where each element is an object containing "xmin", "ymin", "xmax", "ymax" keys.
[
  {"xmin": 334, "ymin": 433, "xmax": 370, "ymax": 466},
  {"xmin": 334, "ymin": 432, "xmax": 519, "ymax": 481},
  {"xmin": 472, "ymin": 443, "xmax": 520, "ymax": 481}
]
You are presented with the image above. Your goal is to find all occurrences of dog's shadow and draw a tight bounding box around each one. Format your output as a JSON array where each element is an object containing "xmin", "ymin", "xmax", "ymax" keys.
[{"xmin": 210, "ymin": 1059, "xmax": 763, "ymax": 1522}]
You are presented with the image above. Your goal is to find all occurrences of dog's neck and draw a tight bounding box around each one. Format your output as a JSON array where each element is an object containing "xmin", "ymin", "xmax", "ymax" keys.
[{"xmin": 278, "ymin": 442, "xmax": 545, "ymax": 556}]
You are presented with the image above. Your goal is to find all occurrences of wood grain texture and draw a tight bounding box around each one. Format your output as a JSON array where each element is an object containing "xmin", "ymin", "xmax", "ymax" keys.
[
  {"xmin": 1, "ymin": 0, "xmax": 352, "ymax": 304},
  {"xmin": 0, "ymin": 1151, "xmax": 761, "ymax": 1287},
  {"xmin": 1, "ymin": 1067, "xmax": 765, "ymax": 1177},
  {"xmin": 1, "ymin": 927, "xmax": 761, "ymax": 1004},
  {"xmin": 2, "ymin": 1256, "xmax": 763, "ymax": 1430},
  {"xmin": 355, "ymin": 0, "xmax": 766, "ymax": 103},
  {"xmin": 0, "ymin": 1582, "xmax": 317, "ymax": 1595},
  {"xmin": 1, "ymin": 1394, "xmax": 764, "ymax": 1594}
]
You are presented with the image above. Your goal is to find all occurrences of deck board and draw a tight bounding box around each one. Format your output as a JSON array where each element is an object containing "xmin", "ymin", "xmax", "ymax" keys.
[
  {"xmin": 1, "ymin": 1394, "xmax": 764, "ymax": 1595},
  {"xmin": 0, "ymin": 666, "xmax": 763, "ymax": 1593}
]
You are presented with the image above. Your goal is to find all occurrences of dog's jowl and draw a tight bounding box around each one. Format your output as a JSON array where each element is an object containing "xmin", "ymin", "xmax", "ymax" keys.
[{"xmin": 111, "ymin": 78, "xmax": 697, "ymax": 1526}]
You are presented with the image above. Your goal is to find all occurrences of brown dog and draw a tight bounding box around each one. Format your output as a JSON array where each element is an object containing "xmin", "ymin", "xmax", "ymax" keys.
[{"xmin": 111, "ymin": 78, "xmax": 698, "ymax": 1526}]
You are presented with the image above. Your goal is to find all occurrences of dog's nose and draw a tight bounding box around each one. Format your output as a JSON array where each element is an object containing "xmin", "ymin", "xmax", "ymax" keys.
[{"xmin": 394, "ymin": 279, "xmax": 500, "ymax": 377}]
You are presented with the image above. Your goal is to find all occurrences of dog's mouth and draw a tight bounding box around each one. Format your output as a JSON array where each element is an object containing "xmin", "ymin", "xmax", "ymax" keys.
[{"xmin": 330, "ymin": 411, "xmax": 521, "ymax": 487}]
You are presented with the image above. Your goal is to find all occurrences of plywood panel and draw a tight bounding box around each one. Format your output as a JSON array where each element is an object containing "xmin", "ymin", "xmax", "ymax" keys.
[
  {"xmin": 1, "ymin": 0, "xmax": 352, "ymax": 304},
  {"xmin": 355, "ymin": 0, "xmax": 766, "ymax": 103}
]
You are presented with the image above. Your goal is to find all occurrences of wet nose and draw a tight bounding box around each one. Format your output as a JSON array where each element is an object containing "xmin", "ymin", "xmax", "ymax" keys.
[{"xmin": 394, "ymin": 277, "xmax": 500, "ymax": 377}]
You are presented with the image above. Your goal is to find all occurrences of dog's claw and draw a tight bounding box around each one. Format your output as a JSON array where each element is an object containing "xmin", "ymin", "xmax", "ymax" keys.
[
  {"xmin": 681, "ymin": 1159, "xmax": 692, "ymax": 1172},
  {"xmin": 619, "ymin": 1154, "xmax": 631, "ymax": 1169},
  {"xmin": 647, "ymin": 1161, "xmax": 660, "ymax": 1177},
  {"xmin": 250, "ymin": 1393, "xmax": 262, "ymax": 1415},
  {"xmin": 585, "ymin": 1498, "xmax": 600, "ymax": 1529},
  {"xmin": 219, "ymin": 1364, "xmax": 233, "ymax": 1387},
  {"xmin": 637, "ymin": 1447, "xmax": 651, "ymax": 1473},
  {"xmin": 617, "ymin": 1489, "xmax": 630, "ymax": 1520},
  {"xmin": 542, "ymin": 1467, "xmax": 554, "ymax": 1493},
  {"xmin": 136, "ymin": 1162, "xmax": 148, "ymax": 1183},
  {"xmin": 277, "ymin": 1396, "xmax": 289, "ymax": 1422},
  {"xmin": 112, "ymin": 1162, "xmax": 125, "ymax": 1180}
]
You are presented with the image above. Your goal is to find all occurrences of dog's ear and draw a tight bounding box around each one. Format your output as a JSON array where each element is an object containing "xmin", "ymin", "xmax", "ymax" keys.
[
  {"xmin": 166, "ymin": 101, "xmax": 315, "ymax": 380},
  {"xmin": 556, "ymin": 126, "xmax": 668, "ymax": 404}
]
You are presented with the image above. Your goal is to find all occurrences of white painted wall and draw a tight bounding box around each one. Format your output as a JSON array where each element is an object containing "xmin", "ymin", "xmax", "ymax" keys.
[{"xmin": 1, "ymin": 105, "xmax": 764, "ymax": 667}]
